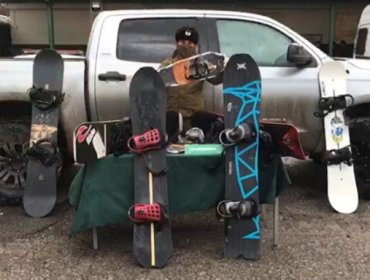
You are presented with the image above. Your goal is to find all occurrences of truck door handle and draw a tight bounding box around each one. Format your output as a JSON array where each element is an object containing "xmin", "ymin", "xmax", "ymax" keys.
[{"xmin": 98, "ymin": 71, "xmax": 127, "ymax": 81}]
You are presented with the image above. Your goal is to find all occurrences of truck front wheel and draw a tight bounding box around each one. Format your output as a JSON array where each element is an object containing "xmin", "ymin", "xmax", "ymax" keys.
[
  {"xmin": 0, "ymin": 120, "xmax": 30, "ymax": 205},
  {"xmin": 350, "ymin": 117, "xmax": 370, "ymax": 199}
]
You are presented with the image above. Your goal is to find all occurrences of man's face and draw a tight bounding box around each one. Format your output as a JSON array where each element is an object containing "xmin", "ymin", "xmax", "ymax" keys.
[
  {"xmin": 176, "ymin": 39, "xmax": 196, "ymax": 48},
  {"xmin": 176, "ymin": 39, "xmax": 198, "ymax": 58}
]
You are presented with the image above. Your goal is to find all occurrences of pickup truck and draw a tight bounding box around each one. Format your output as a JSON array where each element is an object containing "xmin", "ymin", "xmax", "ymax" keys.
[{"xmin": 1, "ymin": 9, "xmax": 370, "ymax": 202}]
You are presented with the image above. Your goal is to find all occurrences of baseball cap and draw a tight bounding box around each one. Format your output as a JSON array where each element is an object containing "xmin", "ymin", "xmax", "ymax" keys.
[{"xmin": 175, "ymin": 26, "xmax": 199, "ymax": 44}]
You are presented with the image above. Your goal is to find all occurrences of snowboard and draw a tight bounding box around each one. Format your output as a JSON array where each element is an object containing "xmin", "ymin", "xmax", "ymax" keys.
[
  {"xmin": 158, "ymin": 51, "xmax": 225, "ymax": 87},
  {"xmin": 73, "ymin": 111, "xmax": 182, "ymax": 164},
  {"xmin": 217, "ymin": 53, "xmax": 261, "ymax": 259},
  {"xmin": 318, "ymin": 61, "xmax": 358, "ymax": 214},
  {"xmin": 23, "ymin": 49, "xmax": 64, "ymax": 217},
  {"xmin": 73, "ymin": 118, "xmax": 131, "ymax": 164},
  {"xmin": 128, "ymin": 67, "xmax": 172, "ymax": 268},
  {"xmin": 259, "ymin": 121, "xmax": 305, "ymax": 160}
]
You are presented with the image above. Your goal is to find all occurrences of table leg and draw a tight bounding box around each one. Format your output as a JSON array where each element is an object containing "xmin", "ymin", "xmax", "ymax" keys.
[
  {"xmin": 273, "ymin": 198, "xmax": 279, "ymax": 247},
  {"xmin": 92, "ymin": 227, "xmax": 98, "ymax": 250},
  {"xmin": 261, "ymin": 204, "xmax": 266, "ymax": 221}
]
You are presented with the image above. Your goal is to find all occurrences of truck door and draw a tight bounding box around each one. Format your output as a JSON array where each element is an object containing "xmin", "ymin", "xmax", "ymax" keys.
[
  {"xmin": 93, "ymin": 16, "xmax": 207, "ymax": 121},
  {"xmin": 210, "ymin": 18, "xmax": 324, "ymax": 153}
]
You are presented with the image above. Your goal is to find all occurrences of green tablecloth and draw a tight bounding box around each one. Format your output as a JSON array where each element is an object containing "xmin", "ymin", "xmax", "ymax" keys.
[{"xmin": 68, "ymin": 153, "xmax": 290, "ymax": 234}]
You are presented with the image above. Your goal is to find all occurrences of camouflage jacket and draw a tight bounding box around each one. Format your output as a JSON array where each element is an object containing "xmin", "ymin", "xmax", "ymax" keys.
[{"xmin": 159, "ymin": 57, "xmax": 204, "ymax": 119}]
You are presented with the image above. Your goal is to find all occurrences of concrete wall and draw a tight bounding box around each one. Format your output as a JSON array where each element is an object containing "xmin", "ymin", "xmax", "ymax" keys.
[
  {"xmin": 3, "ymin": 2, "xmax": 368, "ymax": 49},
  {"xmin": 6, "ymin": 3, "xmax": 93, "ymax": 45}
]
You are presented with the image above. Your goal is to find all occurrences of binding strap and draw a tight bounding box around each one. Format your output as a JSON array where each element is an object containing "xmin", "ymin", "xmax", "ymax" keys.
[
  {"xmin": 28, "ymin": 86, "xmax": 65, "ymax": 110},
  {"xmin": 314, "ymin": 94, "xmax": 354, "ymax": 118},
  {"xmin": 26, "ymin": 139, "xmax": 61, "ymax": 167}
]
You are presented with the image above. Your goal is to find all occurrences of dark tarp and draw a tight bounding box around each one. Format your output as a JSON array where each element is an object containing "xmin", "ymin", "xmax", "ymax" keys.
[{"xmin": 68, "ymin": 153, "xmax": 290, "ymax": 234}]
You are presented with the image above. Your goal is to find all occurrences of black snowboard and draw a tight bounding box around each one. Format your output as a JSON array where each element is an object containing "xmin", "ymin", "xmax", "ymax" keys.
[
  {"xmin": 221, "ymin": 54, "xmax": 261, "ymax": 259},
  {"xmin": 23, "ymin": 49, "xmax": 64, "ymax": 217},
  {"xmin": 129, "ymin": 67, "xmax": 172, "ymax": 267}
]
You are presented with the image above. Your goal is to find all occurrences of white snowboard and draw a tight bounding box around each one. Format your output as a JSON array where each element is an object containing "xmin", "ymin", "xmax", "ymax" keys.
[{"xmin": 319, "ymin": 61, "xmax": 358, "ymax": 214}]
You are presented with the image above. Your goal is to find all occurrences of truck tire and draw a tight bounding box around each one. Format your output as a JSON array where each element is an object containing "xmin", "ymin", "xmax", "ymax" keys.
[
  {"xmin": 0, "ymin": 120, "xmax": 30, "ymax": 205},
  {"xmin": 350, "ymin": 117, "xmax": 370, "ymax": 199}
]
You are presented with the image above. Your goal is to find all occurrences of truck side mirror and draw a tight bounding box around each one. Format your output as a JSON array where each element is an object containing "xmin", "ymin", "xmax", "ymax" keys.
[{"xmin": 287, "ymin": 43, "xmax": 312, "ymax": 67}]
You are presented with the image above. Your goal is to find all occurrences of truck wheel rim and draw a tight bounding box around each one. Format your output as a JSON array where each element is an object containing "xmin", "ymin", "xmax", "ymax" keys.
[{"xmin": 0, "ymin": 142, "xmax": 27, "ymax": 195}]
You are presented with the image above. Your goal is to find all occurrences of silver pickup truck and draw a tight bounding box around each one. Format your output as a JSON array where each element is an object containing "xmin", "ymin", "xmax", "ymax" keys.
[{"xmin": 1, "ymin": 9, "xmax": 370, "ymax": 200}]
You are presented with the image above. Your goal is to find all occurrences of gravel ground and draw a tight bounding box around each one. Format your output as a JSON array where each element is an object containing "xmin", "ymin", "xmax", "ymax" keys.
[{"xmin": 0, "ymin": 159, "xmax": 370, "ymax": 280}]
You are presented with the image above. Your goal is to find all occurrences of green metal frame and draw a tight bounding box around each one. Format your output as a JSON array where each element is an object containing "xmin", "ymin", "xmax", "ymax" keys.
[
  {"xmin": 45, "ymin": 0, "xmax": 54, "ymax": 48},
  {"xmin": 328, "ymin": 2, "xmax": 335, "ymax": 56}
]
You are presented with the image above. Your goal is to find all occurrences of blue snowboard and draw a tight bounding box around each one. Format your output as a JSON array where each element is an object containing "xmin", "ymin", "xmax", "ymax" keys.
[{"xmin": 221, "ymin": 53, "xmax": 261, "ymax": 259}]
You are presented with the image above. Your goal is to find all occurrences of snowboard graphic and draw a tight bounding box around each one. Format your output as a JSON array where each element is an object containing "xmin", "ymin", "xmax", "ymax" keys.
[
  {"xmin": 23, "ymin": 49, "xmax": 64, "ymax": 217},
  {"xmin": 73, "ymin": 118, "xmax": 131, "ymax": 164},
  {"xmin": 128, "ymin": 67, "xmax": 172, "ymax": 268},
  {"xmin": 317, "ymin": 61, "xmax": 358, "ymax": 214},
  {"xmin": 217, "ymin": 53, "xmax": 261, "ymax": 259}
]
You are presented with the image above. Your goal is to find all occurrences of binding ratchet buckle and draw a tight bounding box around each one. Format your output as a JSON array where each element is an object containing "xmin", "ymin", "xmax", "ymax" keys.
[
  {"xmin": 314, "ymin": 94, "xmax": 354, "ymax": 118},
  {"xmin": 127, "ymin": 128, "xmax": 165, "ymax": 153},
  {"xmin": 216, "ymin": 199, "xmax": 259, "ymax": 220},
  {"xmin": 128, "ymin": 203, "xmax": 168, "ymax": 224}
]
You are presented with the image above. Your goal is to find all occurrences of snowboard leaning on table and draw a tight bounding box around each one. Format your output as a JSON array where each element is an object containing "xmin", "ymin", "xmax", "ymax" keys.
[
  {"xmin": 73, "ymin": 118, "xmax": 131, "ymax": 164},
  {"xmin": 259, "ymin": 121, "xmax": 305, "ymax": 160},
  {"xmin": 23, "ymin": 49, "xmax": 64, "ymax": 218},
  {"xmin": 222, "ymin": 53, "xmax": 261, "ymax": 259},
  {"xmin": 129, "ymin": 67, "xmax": 172, "ymax": 268},
  {"xmin": 318, "ymin": 61, "xmax": 358, "ymax": 214}
]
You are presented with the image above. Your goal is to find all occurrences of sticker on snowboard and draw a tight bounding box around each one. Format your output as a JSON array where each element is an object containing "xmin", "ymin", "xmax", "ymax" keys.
[{"xmin": 23, "ymin": 49, "xmax": 64, "ymax": 217}]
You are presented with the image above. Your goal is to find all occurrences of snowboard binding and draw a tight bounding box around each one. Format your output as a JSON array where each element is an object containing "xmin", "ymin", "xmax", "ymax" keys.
[
  {"xmin": 128, "ymin": 203, "xmax": 168, "ymax": 224},
  {"xmin": 186, "ymin": 59, "xmax": 211, "ymax": 80},
  {"xmin": 219, "ymin": 123, "xmax": 256, "ymax": 147},
  {"xmin": 25, "ymin": 139, "xmax": 61, "ymax": 167},
  {"xmin": 216, "ymin": 199, "xmax": 259, "ymax": 220},
  {"xmin": 111, "ymin": 117, "xmax": 132, "ymax": 156},
  {"xmin": 28, "ymin": 85, "xmax": 65, "ymax": 110},
  {"xmin": 320, "ymin": 145, "xmax": 355, "ymax": 166},
  {"xmin": 186, "ymin": 54, "xmax": 224, "ymax": 81},
  {"xmin": 127, "ymin": 128, "xmax": 166, "ymax": 153},
  {"xmin": 314, "ymin": 94, "xmax": 354, "ymax": 118},
  {"xmin": 259, "ymin": 130, "xmax": 276, "ymax": 163}
]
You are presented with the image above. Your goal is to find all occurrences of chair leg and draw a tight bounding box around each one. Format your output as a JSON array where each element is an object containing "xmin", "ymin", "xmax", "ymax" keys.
[
  {"xmin": 273, "ymin": 197, "xmax": 279, "ymax": 247},
  {"xmin": 92, "ymin": 227, "xmax": 98, "ymax": 250}
]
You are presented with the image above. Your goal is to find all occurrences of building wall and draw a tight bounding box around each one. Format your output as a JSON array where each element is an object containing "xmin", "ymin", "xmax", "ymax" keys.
[{"xmin": 3, "ymin": 2, "xmax": 368, "ymax": 55}]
